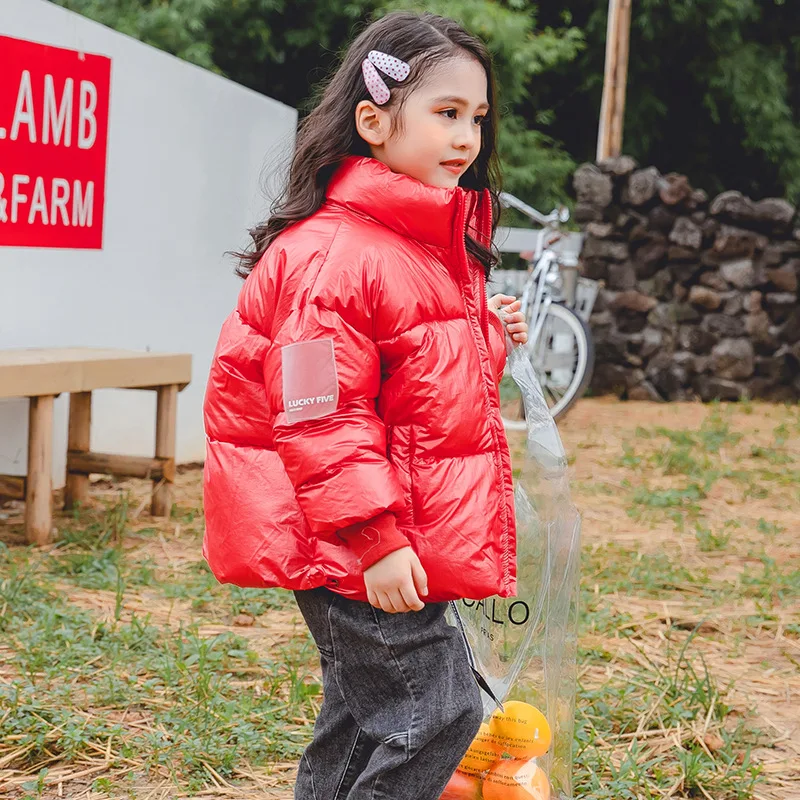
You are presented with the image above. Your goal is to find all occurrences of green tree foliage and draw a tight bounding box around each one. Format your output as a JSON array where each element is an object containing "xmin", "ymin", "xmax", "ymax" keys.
[
  {"xmin": 202, "ymin": 0, "xmax": 377, "ymax": 111},
  {"xmin": 535, "ymin": 0, "xmax": 800, "ymax": 201},
  {"xmin": 51, "ymin": 0, "xmax": 583, "ymax": 207},
  {"xmin": 53, "ymin": 0, "xmax": 220, "ymax": 69},
  {"xmin": 51, "ymin": 0, "xmax": 800, "ymax": 203}
]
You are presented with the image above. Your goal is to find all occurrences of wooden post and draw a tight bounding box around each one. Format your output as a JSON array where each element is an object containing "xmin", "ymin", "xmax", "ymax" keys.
[
  {"xmin": 152, "ymin": 384, "xmax": 178, "ymax": 517},
  {"xmin": 611, "ymin": 0, "xmax": 632, "ymax": 158},
  {"xmin": 64, "ymin": 391, "xmax": 92, "ymax": 511},
  {"xmin": 597, "ymin": 0, "xmax": 633, "ymax": 161},
  {"xmin": 26, "ymin": 395, "xmax": 55, "ymax": 544}
]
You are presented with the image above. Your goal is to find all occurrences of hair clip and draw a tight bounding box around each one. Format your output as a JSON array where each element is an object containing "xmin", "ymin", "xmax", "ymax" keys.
[{"xmin": 361, "ymin": 49, "xmax": 410, "ymax": 105}]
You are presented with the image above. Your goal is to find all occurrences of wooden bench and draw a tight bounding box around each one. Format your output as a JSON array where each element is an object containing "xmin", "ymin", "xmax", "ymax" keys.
[{"xmin": 0, "ymin": 348, "xmax": 192, "ymax": 545}]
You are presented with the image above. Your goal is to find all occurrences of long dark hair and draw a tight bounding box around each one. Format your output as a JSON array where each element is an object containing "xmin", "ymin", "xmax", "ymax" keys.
[{"xmin": 235, "ymin": 11, "xmax": 502, "ymax": 279}]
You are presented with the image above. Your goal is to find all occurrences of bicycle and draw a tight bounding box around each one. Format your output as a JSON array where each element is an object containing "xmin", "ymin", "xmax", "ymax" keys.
[{"xmin": 497, "ymin": 192, "xmax": 598, "ymax": 426}]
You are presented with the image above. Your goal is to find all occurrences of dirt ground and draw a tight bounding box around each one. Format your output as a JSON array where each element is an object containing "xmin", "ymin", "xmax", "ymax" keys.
[
  {"xmin": 1, "ymin": 397, "xmax": 798, "ymax": 799},
  {"xmin": 557, "ymin": 399, "xmax": 800, "ymax": 799}
]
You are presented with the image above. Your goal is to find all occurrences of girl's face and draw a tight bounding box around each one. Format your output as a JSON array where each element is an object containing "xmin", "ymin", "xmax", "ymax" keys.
[{"xmin": 356, "ymin": 55, "xmax": 489, "ymax": 189}]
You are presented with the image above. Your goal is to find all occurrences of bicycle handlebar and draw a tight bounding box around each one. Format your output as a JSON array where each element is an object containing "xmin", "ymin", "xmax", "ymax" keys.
[{"xmin": 499, "ymin": 192, "xmax": 567, "ymax": 227}]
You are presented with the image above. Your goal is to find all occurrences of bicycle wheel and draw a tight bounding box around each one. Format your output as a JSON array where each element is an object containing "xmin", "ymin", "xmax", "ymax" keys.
[
  {"xmin": 500, "ymin": 302, "xmax": 594, "ymax": 428},
  {"xmin": 532, "ymin": 302, "xmax": 594, "ymax": 419}
]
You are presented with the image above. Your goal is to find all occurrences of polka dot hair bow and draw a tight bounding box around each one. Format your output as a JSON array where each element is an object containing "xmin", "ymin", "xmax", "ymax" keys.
[{"xmin": 361, "ymin": 50, "xmax": 410, "ymax": 105}]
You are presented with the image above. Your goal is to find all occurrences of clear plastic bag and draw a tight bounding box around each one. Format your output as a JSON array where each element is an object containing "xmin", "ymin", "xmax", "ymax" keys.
[{"xmin": 444, "ymin": 343, "xmax": 582, "ymax": 800}]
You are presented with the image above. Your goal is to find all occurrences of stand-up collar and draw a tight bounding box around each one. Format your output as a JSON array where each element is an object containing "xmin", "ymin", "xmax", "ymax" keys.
[{"xmin": 326, "ymin": 156, "xmax": 492, "ymax": 250}]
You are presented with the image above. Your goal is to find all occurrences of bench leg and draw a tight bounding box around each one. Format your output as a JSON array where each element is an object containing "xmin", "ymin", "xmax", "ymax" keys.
[
  {"xmin": 152, "ymin": 384, "xmax": 178, "ymax": 517},
  {"xmin": 26, "ymin": 395, "xmax": 55, "ymax": 545},
  {"xmin": 64, "ymin": 391, "xmax": 92, "ymax": 511}
]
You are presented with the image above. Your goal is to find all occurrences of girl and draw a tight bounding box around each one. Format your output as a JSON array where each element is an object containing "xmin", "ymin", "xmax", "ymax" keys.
[{"xmin": 203, "ymin": 11, "xmax": 528, "ymax": 799}]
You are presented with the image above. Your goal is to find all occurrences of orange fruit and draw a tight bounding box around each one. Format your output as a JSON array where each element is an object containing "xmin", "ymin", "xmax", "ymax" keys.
[
  {"xmin": 458, "ymin": 723, "xmax": 502, "ymax": 776},
  {"xmin": 482, "ymin": 759, "xmax": 550, "ymax": 800},
  {"xmin": 488, "ymin": 701, "xmax": 551, "ymax": 759},
  {"xmin": 440, "ymin": 768, "xmax": 483, "ymax": 799}
]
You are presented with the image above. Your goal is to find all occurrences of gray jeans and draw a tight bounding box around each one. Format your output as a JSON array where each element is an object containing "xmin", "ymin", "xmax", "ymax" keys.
[{"xmin": 293, "ymin": 587, "xmax": 484, "ymax": 800}]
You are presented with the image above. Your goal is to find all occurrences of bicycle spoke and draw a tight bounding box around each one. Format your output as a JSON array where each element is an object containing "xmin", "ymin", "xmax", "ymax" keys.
[{"xmin": 540, "ymin": 352, "xmax": 577, "ymax": 371}]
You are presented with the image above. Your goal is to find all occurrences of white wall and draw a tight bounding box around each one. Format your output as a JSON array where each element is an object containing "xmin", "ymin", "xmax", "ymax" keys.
[{"xmin": 0, "ymin": 0, "xmax": 297, "ymax": 485}]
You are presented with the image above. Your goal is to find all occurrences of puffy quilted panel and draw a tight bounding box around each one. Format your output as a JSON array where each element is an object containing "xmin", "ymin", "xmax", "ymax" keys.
[{"xmin": 203, "ymin": 157, "xmax": 516, "ymax": 602}]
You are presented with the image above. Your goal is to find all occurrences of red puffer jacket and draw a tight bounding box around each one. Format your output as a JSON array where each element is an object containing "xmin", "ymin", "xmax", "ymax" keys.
[{"xmin": 203, "ymin": 156, "xmax": 516, "ymax": 603}]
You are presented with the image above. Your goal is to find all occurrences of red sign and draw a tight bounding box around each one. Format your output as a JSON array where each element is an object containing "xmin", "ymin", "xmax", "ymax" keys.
[{"xmin": 0, "ymin": 36, "xmax": 111, "ymax": 249}]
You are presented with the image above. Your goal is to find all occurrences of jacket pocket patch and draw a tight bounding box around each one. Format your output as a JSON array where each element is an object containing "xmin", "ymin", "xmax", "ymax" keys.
[{"xmin": 281, "ymin": 339, "xmax": 339, "ymax": 424}]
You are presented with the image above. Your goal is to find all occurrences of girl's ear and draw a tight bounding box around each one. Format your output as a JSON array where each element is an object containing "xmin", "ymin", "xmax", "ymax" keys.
[{"xmin": 355, "ymin": 100, "xmax": 390, "ymax": 146}]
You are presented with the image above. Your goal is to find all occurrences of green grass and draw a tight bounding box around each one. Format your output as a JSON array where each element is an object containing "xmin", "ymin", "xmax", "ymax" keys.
[
  {"xmin": 575, "ymin": 638, "xmax": 762, "ymax": 800},
  {"xmin": 567, "ymin": 404, "xmax": 797, "ymax": 800},
  {"xmin": 5, "ymin": 515, "xmax": 774, "ymax": 799},
  {"xmin": 694, "ymin": 521, "xmax": 733, "ymax": 552},
  {"xmin": 583, "ymin": 543, "xmax": 707, "ymax": 596},
  {"xmin": 3, "ymin": 399, "xmax": 798, "ymax": 798},
  {"xmin": 0, "ymin": 504, "xmax": 311, "ymax": 794},
  {"xmin": 618, "ymin": 406, "xmax": 799, "ymax": 534},
  {"xmin": 756, "ymin": 518, "xmax": 785, "ymax": 538}
]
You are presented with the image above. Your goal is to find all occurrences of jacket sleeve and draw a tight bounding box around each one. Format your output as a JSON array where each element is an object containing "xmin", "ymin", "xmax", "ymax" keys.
[
  {"xmin": 264, "ymin": 300, "xmax": 411, "ymax": 551},
  {"xmin": 338, "ymin": 511, "xmax": 410, "ymax": 569}
]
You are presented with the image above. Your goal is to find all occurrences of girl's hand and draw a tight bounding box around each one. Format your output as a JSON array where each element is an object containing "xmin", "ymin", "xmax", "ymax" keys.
[
  {"xmin": 489, "ymin": 294, "xmax": 528, "ymax": 346},
  {"xmin": 364, "ymin": 546, "xmax": 428, "ymax": 613}
]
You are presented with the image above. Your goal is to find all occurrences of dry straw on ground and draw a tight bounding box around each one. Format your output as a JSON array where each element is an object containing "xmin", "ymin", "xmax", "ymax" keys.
[{"xmin": 1, "ymin": 398, "xmax": 798, "ymax": 799}]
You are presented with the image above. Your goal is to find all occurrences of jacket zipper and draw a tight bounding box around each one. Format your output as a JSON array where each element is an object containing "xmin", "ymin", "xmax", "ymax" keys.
[
  {"xmin": 455, "ymin": 196, "xmax": 514, "ymax": 593},
  {"xmin": 475, "ymin": 191, "xmax": 492, "ymax": 343}
]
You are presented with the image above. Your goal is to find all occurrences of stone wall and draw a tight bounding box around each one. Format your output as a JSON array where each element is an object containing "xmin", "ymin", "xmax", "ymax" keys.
[{"xmin": 574, "ymin": 158, "xmax": 800, "ymax": 401}]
